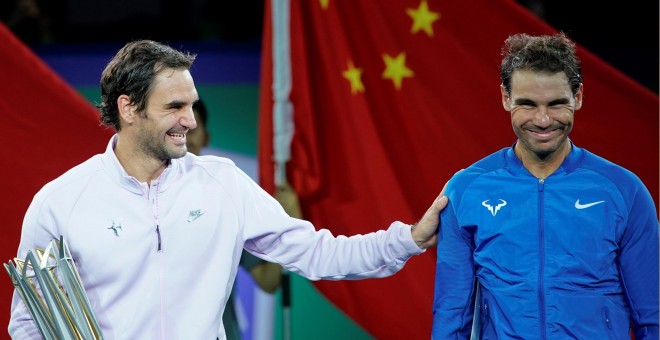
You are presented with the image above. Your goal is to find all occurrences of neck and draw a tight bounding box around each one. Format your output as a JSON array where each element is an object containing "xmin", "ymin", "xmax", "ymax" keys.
[
  {"xmin": 515, "ymin": 141, "xmax": 571, "ymax": 180},
  {"xmin": 114, "ymin": 136, "xmax": 168, "ymax": 184}
]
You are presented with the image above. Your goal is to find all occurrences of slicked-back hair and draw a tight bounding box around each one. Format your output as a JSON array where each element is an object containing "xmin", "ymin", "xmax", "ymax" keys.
[
  {"xmin": 98, "ymin": 40, "xmax": 196, "ymax": 131},
  {"xmin": 500, "ymin": 32, "xmax": 582, "ymax": 96}
]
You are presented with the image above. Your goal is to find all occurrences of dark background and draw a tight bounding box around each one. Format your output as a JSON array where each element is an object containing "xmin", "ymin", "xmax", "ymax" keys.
[{"xmin": 1, "ymin": 0, "xmax": 658, "ymax": 93}]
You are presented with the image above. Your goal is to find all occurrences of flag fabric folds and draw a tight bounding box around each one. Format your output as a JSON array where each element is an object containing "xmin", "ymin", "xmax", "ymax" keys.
[
  {"xmin": 0, "ymin": 23, "xmax": 113, "ymax": 329},
  {"xmin": 258, "ymin": 0, "xmax": 658, "ymax": 339}
]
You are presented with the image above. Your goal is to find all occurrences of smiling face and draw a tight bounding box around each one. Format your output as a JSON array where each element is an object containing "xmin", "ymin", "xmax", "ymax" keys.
[
  {"xmin": 132, "ymin": 67, "xmax": 199, "ymax": 161},
  {"xmin": 502, "ymin": 70, "xmax": 582, "ymax": 164}
]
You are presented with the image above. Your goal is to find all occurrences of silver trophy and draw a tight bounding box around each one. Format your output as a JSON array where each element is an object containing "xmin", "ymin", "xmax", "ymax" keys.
[{"xmin": 5, "ymin": 236, "xmax": 103, "ymax": 340}]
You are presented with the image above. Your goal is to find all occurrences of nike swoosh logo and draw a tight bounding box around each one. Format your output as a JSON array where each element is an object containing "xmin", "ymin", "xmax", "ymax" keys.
[
  {"xmin": 187, "ymin": 211, "xmax": 205, "ymax": 222},
  {"xmin": 575, "ymin": 199, "xmax": 605, "ymax": 209}
]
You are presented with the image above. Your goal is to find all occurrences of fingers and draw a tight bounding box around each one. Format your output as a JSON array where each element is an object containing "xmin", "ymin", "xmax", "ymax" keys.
[
  {"xmin": 432, "ymin": 177, "xmax": 452, "ymax": 212},
  {"xmin": 426, "ymin": 190, "xmax": 449, "ymax": 216},
  {"xmin": 412, "ymin": 184, "xmax": 451, "ymax": 249},
  {"xmin": 433, "ymin": 195, "xmax": 449, "ymax": 213}
]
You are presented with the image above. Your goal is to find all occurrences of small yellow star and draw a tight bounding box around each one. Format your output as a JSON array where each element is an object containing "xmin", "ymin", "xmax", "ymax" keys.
[
  {"xmin": 319, "ymin": 0, "xmax": 329, "ymax": 10},
  {"xmin": 342, "ymin": 60, "xmax": 365, "ymax": 94},
  {"xmin": 406, "ymin": 0, "xmax": 440, "ymax": 36},
  {"xmin": 382, "ymin": 52, "xmax": 414, "ymax": 90}
]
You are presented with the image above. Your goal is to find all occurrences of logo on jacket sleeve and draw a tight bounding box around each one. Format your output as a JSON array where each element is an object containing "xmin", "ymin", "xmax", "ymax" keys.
[{"xmin": 482, "ymin": 199, "xmax": 507, "ymax": 216}]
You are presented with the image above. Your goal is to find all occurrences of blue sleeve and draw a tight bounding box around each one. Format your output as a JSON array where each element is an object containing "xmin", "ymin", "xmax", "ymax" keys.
[
  {"xmin": 618, "ymin": 178, "xmax": 659, "ymax": 339},
  {"xmin": 432, "ymin": 177, "xmax": 477, "ymax": 339}
]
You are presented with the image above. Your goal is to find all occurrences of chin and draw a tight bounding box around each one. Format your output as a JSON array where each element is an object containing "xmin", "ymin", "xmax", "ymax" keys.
[
  {"xmin": 172, "ymin": 152, "xmax": 187, "ymax": 159},
  {"xmin": 531, "ymin": 143, "xmax": 564, "ymax": 160},
  {"xmin": 167, "ymin": 147, "xmax": 188, "ymax": 159}
]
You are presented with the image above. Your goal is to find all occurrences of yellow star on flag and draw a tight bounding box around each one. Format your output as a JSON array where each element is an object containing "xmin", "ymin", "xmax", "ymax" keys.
[
  {"xmin": 406, "ymin": 0, "xmax": 440, "ymax": 36},
  {"xmin": 382, "ymin": 52, "xmax": 414, "ymax": 90},
  {"xmin": 342, "ymin": 60, "xmax": 365, "ymax": 94},
  {"xmin": 319, "ymin": 0, "xmax": 329, "ymax": 10}
]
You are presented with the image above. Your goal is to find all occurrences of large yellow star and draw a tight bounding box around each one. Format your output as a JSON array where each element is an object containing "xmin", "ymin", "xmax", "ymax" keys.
[
  {"xmin": 319, "ymin": 0, "xmax": 329, "ymax": 10},
  {"xmin": 342, "ymin": 60, "xmax": 365, "ymax": 94},
  {"xmin": 382, "ymin": 52, "xmax": 414, "ymax": 90},
  {"xmin": 406, "ymin": 0, "xmax": 440, "ymax": 36}
]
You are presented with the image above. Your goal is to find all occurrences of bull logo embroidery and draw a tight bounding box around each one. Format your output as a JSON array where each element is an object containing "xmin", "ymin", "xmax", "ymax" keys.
[{"xmin": 482, "ymin": 199, "xmax": 507, "ymax": 216}]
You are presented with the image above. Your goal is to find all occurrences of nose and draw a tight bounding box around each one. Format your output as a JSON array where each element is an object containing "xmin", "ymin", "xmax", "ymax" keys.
[
  {"xmin": 533, "ymin": 106, "xmax": 551, "ymax": 127},
  {"xmin": 182, "ymin": 106, "xmax": 197, "ymax": 130}
]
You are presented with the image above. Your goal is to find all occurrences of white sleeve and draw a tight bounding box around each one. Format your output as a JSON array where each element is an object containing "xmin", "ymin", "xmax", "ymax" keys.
[{"xmin": 236, "ymin": 170, "xmax": 424, "ymax": 281}]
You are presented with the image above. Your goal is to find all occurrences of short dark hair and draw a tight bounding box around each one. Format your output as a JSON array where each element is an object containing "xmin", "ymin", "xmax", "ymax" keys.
[
  {"xmin": 500, "ymin": 32, "xmax": 582, "ymax": 96},
  {"xmin": 99, "ymin": 40, "xmax": 196, "ymax": 131}
]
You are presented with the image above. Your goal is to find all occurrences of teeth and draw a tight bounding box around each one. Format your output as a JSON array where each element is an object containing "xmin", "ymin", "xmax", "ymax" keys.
[{"xmin": 168, "ymin": 133, "xmax": 184, "ymax": 139}]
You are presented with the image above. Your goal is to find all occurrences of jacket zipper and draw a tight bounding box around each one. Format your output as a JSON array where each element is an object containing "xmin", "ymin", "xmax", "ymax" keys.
[
  {"xmin": 156, "ymin": 225, "xmax": 162, "ymax": 251},
  {"xmin": 537, "ymin": 178, "xmax": 546, "ymax": 340},
  {"xmin": 153, "ymin": 180, "xmax": 162, "ymax": 253},
  {"xmin": 602, "ymin": 307, "xmax": 612, "ymax": 329},
  {"xmin": 135, "ymin": 177, "xmax": 166, "ymax": 338},
  {"xmin": 150, "ymin": 179, "xmax": 166, "ymax": 339}
]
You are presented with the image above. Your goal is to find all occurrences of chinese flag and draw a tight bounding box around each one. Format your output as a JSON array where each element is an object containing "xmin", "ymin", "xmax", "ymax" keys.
[
  {"xmin": 259, "ymin": 0, "xmax": 657, "ymax": 339},
  {"xmin": 0, "ymin": 23, "xmax": 113, "ymax": 331}
]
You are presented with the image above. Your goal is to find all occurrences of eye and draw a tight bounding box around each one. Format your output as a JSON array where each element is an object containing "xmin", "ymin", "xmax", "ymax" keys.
[
  {"xmin": 548, "ymin": 99, "xmax": 570, "ymax": 108},
  {"xmin": 548, "ymin": 103, "xmax": 572, "ymax": 111},
  {"xmin": 165, "ymin": 101, "xmax": 187, "ymax": 111},
  {"xmin": 513, "ymin": 99, "xmax": 535, "ymax": 108},
  {"xmin": 513, "ymin": 102, "xmax": 535, "ymax": 110}
]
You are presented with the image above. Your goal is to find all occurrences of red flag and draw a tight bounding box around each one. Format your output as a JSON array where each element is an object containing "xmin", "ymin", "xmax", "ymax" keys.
[
  {"xmin": 259, "ymin": 1, "xmax": 658, "ymax": 338},
  {"xmin": 0, "ymin": 23, "xmax": 113, "ymax": 331}
]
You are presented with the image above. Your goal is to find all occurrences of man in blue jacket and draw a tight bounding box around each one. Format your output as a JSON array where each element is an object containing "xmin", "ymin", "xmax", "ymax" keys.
[{"xmin": 432, "ymin": 32, "xmax": 659, "ymax": 339}]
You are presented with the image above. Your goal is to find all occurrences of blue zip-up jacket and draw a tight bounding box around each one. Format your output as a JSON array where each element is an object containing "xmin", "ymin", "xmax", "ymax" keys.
[{"xmin": 432, "ymin": 144, "xmax": 659, "ymax": 339}]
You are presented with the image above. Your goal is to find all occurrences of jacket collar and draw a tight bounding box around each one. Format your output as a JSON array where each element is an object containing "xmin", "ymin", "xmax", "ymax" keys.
[
  {"xmin": 505, "ymin": 140, "xmax": 583, "ymax": 178},
  {"xmin": 100, "ymin": 134, "xmax": 177, "ymax": 195}
]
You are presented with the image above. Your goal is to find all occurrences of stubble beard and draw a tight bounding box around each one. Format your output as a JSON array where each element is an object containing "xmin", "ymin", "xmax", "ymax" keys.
[
  {"xmin": 514, "ymin": 124, "xmax": 570, "ymax": 162},
  {"xmin": 138, "ymin": 129, "xmax": 187, "ymax": 162}
]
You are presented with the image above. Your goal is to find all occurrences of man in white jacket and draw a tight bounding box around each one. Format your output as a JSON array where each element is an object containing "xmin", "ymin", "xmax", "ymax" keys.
[{"xmin": 9, "ymin": 40, "xmax": 448, "ymax": 339}]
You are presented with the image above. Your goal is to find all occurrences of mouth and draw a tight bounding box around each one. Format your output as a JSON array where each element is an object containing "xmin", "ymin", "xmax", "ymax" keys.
[
  {"xmin": 527, "ymin": 126, "xmax": 563, "ymax": 142},
  {"xmin": 531, "ymin": 129, "xmax": 557, "ymax": 138},
  {"xmin": 167, "ymin": 131, "xmax": 187, "ymax": 145}
]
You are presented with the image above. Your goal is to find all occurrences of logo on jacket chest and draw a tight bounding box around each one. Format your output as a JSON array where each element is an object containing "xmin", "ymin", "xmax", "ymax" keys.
[
  {"xmin": 108, "ymin": 219, "xmax": 123, "ymax": 237},
  {"xmin": 482, "ymin": 199, "xmax": 507, "ymax": 216},
  {"xmin": 187, "ymin": 209, "xmax": 206, "ymax": 222},
  {"xmin": 574, "ymin": 199, "xmax": 605, "ymax": 210}
]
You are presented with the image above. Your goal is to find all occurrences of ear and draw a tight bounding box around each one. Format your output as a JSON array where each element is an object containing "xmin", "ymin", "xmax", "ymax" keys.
[
  {"xmin": 117, "ymin": 95, "xmax": 137, "ymax": 125},
  {"xmin": 500, "ymin": 85, "xmax": 511, "ymax": 111},
  {"xmin": 574, "ymin": 83, "xmax": 584, "ymax": 110}
]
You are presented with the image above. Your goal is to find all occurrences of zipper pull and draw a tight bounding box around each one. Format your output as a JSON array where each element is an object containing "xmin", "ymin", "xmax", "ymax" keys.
[{"xmin": 156, "ymin": 225, "xmax": 162, "ymax": 252}]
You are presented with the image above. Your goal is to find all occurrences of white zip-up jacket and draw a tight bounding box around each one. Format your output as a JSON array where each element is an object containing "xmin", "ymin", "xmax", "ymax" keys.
[{"xmin": 9, "ymin": 135, "xmax": 423, "ymax": 339}]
